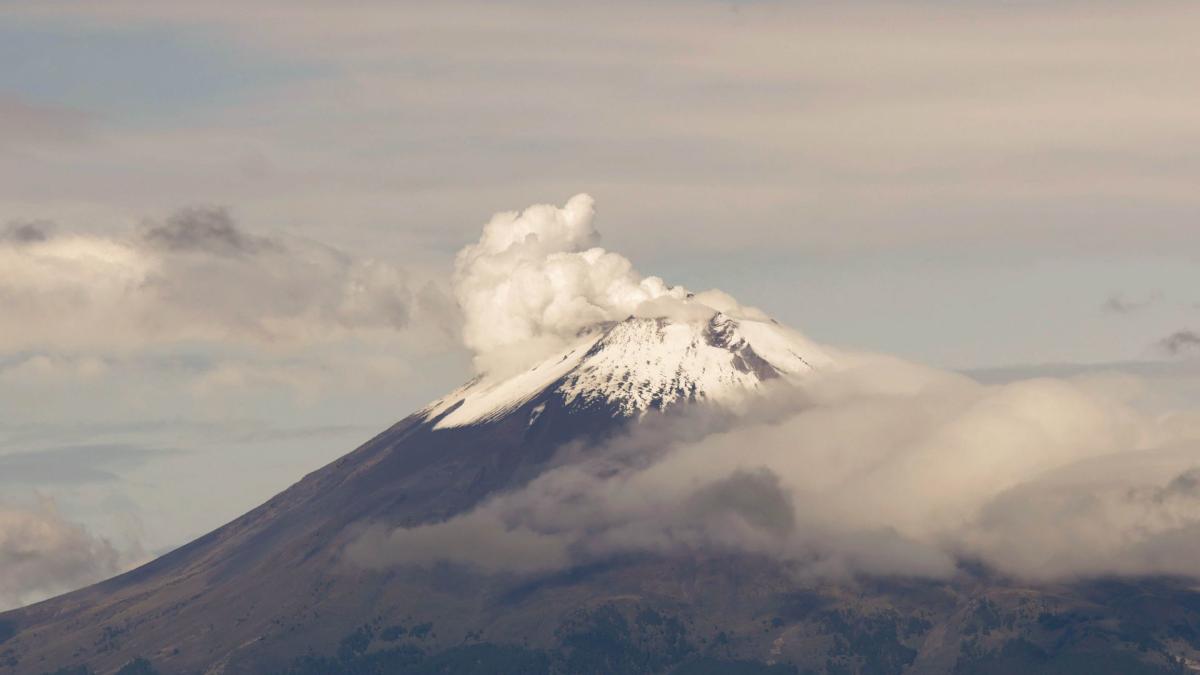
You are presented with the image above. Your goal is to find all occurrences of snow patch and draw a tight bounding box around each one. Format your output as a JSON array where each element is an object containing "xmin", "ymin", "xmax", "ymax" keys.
[{"xmin": 424, "ymin": 334, "xmax": 600, "ymax": 429}]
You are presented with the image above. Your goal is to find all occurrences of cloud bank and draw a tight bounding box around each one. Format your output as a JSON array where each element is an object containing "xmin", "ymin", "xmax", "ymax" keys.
[
  {"xmin": 353, "ymin": 357, "xmax": 1200, "ymax": 580},
  {"xmin": 0, "ymin": 206, "xmax": 451, "ymax": 353}
]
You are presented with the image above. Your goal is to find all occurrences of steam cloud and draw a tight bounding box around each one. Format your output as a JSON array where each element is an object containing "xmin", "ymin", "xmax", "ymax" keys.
[
  {"xmin": 453, "ymin": 194, "xmax": 762, "ymax": 373},
  {"xmin": 352, "ymin": 196, "xmax": 1200, "ymax": 582}
]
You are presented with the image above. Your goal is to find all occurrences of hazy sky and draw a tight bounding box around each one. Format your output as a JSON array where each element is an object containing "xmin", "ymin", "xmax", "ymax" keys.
[{"xmin": 2, "ymin": 0, "xmax": 1200, "ymax": 607}]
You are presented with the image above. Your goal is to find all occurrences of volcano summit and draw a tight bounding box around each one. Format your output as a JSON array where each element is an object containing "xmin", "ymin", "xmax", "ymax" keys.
[{"xmin": 423, "ymin": 312, "xmax": 830, "ymax": 430}]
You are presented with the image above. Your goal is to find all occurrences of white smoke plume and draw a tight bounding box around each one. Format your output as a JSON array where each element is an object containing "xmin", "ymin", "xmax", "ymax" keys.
[{"xmin": 453, "ymin": 194, "xmax": 763, "ymax": 374}]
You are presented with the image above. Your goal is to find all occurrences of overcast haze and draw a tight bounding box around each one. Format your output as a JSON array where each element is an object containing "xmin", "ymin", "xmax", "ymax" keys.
[{"xmin": 3, "ymin": 0, "xmax": 1200, "ymax": 608}]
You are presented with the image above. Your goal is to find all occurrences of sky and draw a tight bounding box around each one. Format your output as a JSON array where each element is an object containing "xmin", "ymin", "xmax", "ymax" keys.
[{"xmin": 2, "ymin": 0, "xmax": 1200, "ymax": 608}]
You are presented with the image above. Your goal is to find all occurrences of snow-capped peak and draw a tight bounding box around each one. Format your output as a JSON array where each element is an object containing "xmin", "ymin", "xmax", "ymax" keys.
[{"xmin": 421, "ymin": 312, "xmax": 831, "ymax": 429}]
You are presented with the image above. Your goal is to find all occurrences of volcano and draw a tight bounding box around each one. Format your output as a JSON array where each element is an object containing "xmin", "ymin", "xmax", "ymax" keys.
[
  {"xmin": 0, "ymin": 312, "xmax": 826, "ymax": 674},
  {"xmin": 3, "ymin": 311, "xmax": 1200, "ymax": 675}
]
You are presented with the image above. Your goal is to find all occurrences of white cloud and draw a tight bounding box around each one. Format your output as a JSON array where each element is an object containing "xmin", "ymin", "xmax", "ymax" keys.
[
  {"xmin": 0, "ymin": 207, "xmax": 453, "ymax": 353},
  {"xmin": 354, "ymin": 350, "xmax": 1200, "ymax": 581}
]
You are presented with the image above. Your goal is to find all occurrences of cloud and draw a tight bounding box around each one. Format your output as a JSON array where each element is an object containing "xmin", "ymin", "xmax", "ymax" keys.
[
  {"xmin": 1, "ymin": 220, "xmax": 53, "ymax": 244},
  {"xmin": 0, "ymin": 498, "xmax": 129, "ymax": 610},
  {"xmin": 1160, "ymin": 330, "xmax": 1200, "ymax": 356},
  {"xmin": 453, "ymin": 193, "xmax": 676, "ymax": 371},
  {"xmin": 0, "ymin": 207, "xmax": 453, "ymax": 352},
  {"xmin": 8, "ymin": 1, "xmax": 1200, "ymax": 266},
  {"xmin": 966, "ymin": 451, "xmax": 1200, "ymax": 578},
  {"xmin": 351, "ymin": 350, "xmax": 1200, "ymax": 582},
  {"xmin": 1101, "ymin": 291, "xmax": 1162, "ymax": 314},
  {"xmin": 453, "ymin": 194, "xmax": 763, "ymax": 373},
  {"xmin": 139, "ymin": 206, "xmax": 275, "ymax": 256}
]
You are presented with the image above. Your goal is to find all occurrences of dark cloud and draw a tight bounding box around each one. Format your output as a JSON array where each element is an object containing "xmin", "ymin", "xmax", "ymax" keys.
[
  {"xmin": 686, "ymin": 469, "xmax": 795, "ymax": 535},
  {"xmin": 1, "ymin": 220, "xmax": 53, "ymax": 244},
  {"xmin": 1101, "ymin": 292, "xmax": 1162, "ymax": 314},
  {"xmin": 139, "ymin": 206, "xmax": 277, "ymax": 256},
  {"xmin": 1160, "ymin": 330, "xmax": 1200, "ymax": 356},
  {"xmin": 1158, "ymin": 467, "xmax": 1200, "ymax": 501}
]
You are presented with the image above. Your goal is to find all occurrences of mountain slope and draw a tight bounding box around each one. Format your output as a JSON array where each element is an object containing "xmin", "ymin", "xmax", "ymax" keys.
[{"xmin": 0, "ymin": 312, "xmax": 830, "ymax": 674}]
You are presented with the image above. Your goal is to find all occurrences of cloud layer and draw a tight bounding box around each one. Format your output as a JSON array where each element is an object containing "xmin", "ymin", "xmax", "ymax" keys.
[{"xmin": 352, "ymin": 351, "xmax": 1200, "ymax": 582}]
